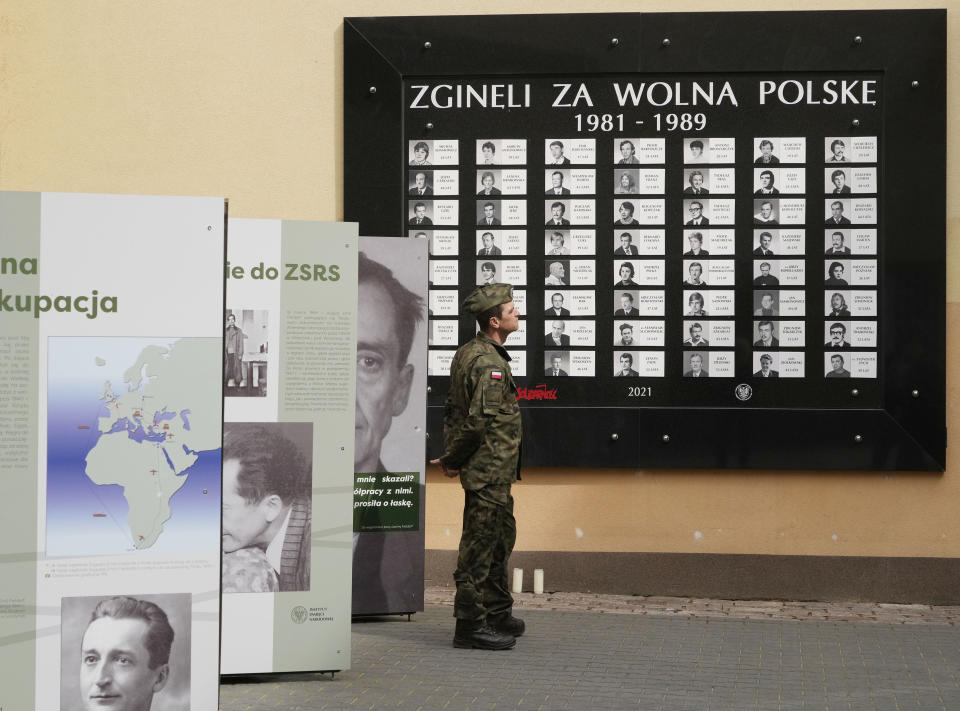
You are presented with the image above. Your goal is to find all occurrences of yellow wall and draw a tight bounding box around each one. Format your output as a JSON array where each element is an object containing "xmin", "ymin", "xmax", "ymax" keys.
[{"xmin": 2, "ymin": 1, "xmax": 957, "ymax": 560}]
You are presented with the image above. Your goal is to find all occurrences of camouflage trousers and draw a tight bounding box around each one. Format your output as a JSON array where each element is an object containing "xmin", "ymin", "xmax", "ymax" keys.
[{"xmin": 453, "ymin": 483, "xmax": 516, "ymax": 622}]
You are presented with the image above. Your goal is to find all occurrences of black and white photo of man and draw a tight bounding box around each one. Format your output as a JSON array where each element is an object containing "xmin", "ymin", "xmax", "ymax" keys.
[
  {"xmin": 224, "ymin": 312, "xmax": 244, "ymax": 388},
  {"xmin": 825, "ymin": 322, "xmax": 852, "ymax": 349},
  {"xmin": 409, "ymin": 202, "xmax": 432, "ymax": 226},
  {"xmin": 615, "ymin": 352, "xmax": 640, "ymax": 376},
  {"xmin": 828, "ymin": 139, "xmax": 847, "ymax": 162},
  {"xmin": 545, "ymin": 171, "xmax": 570, "ymax": 196},
  {"xmin": 615, "ymin": 232, "xmax": 637, "ymax": 256},
  {"xmin": 686, "ymin": 292, "xmax": 707, "ymax": 317},
  {"xmin": 684, "ymin": 323, "xmax": 708, "ymax": 347},
  {"xmin": 545, "ymin": 320, "xmax": 570, "ymax": 347},
  {"xmin": 754, "ymin": 200, "xmax": 778, "ymax": 225},
  {"xmin": 825, "ymin": 201, "xmax": 851, "ymax": 226},
  {"xmin": 545, "ymin": 353, "xmax": 568, "ymax": 376},
  {"xmin": 826, "ymin": 353, "xmax": 851, "ymax": 377},
  {"xmin": 477, "ymin": 202, "xmax": 500, "ymax": 226},
  {"xmin": 830, "ymin": 169, "xmax": 851, "ymax": 194},
  {"xmin": 685, "ymin": 201, "xmax": 709, "ymax": 226},
  {"xmin": 615, "ymin": 292, "xmax": 639, "ymax": 317},
  {"xmin": 353, "ymin": 244, "xmax": 428, "ymax": 615},
  {"xmin": 617, "ymin": 323, "xmax": 635, "ymax": 346},
  {"xmin": 754, "ymin": 292, "xmax": 778, "ymax": 317},
  {"xmin": 545, "ymin": 260, "xmax": 567, "ymax": 286},
  {"xmin": 684, "ymin": 352, "xmax": 708, "ymax": 377},
  {"xmin": 477, "ymin": 232, "xmax": 501, "ymax": 256},
  {"xmin": 545, "ymin": 292, "xmax": 570, "ymax": 317},
  {"xmin": 222, "ymin": 423, "xmax": 312, "ymax": 593},
  {"xmin": 753, "ymin": 231, "xmax": 775, "ymax": 256},
  {"xmin": 409, "ymin": 171, "xmax": 432, "ymax": 196},
  {"xmin": 754, "ymin": 321, "xmax": 779, "ymax": 348},
  {"xmin": 546, "ymin": 201, "xmax": 570, "ymax": 226},
  {"xmin": 683, "ymin": 262, "xmax": 706, "ymax": 287},
  {"xmin": 754, "ymin": 170, "xmax": 779, "ymax": 195},
  {"xmin": 684, "ymin": 232, "xmax": 708, "ymax": 256},
  {"xmin": 753, "ymin": 262, "xmax": 779, "ymax": 287},
  {"xmin": 546, "ymin": 231, "xmax": 569, "ymax": 256},
  {"xmin": 754, "ymin": 353, "xmax": 779, "ymax": 378},
  {"xmin": 617, "ymin": 140, "xmax": 639, "ymax": 164},
  {"xmin": 547, "ymin": 140, "xmax": 570, "ymax": 165},
  {"xmin": 479, "ymin": 261, "xmax": 497, "ymax": 285},
  {"xmin": 683, "ymin": 170, "xmax": 709, "ymax": 195},
  {"xmin": 61, "ymin": 594, "xmax": 190, "ymax": 711},
  {"xmin": 825, "ymin": 231, "xmax": 851, "ymax": 255}
]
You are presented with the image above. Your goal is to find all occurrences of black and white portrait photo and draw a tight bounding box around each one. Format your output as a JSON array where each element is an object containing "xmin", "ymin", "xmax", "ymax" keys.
[
  {"xmin": 476, "ymin": 170, "xmax": 501, "ymax": 196},
  {"xmin": 354, "ymin": 242, "xmax": 428, "ymax": 615},
  {"xmin": 408, "ymin": 200, "xmax": 433, "ymax": 226},
  {"xmin": 753, "ymin": 199, "xmax": 779, "ymax": 225},
  {"xmin": 408, "ymin": 170, "xmax": 433, "ymax": 196},
  {"xmin": 409, "ymin": 140, "xmax": 432, "ymax": 166},
  {"xmin": 222, "ymin": 422, "xmax": 313, "ymax": 593},
  {"xmin": 225, "ymin": 308, "xmax": 269, "ymax": 397},
  {"xmin": 544, "ymin": 352, "xmax": 570, "ymax": 376},
  {"xmin": 61, "ymin": 593, "xmax": 191, "ymax": 711}
]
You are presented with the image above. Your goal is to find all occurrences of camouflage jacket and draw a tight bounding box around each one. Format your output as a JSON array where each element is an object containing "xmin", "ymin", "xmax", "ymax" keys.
[{"xmin": 441, "ymin": 333, "xmax": 522, "ymax": 490}]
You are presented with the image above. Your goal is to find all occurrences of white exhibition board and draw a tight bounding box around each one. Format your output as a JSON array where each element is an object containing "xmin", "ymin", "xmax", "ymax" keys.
[
  {"xmin": 220, "ymin": 218, "xmax": 358, "ymax": 674},
  {"xmin": 0, "ymin": 191, "xmax": 225, "ymax": 711}
]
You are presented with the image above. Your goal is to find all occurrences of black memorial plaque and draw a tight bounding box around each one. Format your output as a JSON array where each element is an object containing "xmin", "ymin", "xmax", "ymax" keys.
[{"xmin": 344, "ymin": 11, "xmax": 946, "ymax": 471}]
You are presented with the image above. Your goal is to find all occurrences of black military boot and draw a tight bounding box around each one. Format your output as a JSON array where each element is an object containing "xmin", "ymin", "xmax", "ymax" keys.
[
  {"xmin": 487, "ymin": 611, "xmax": 525, "ymax": 637},
  {"xmin": 453, "ymin": 618, "xmax": 516, "ymax": 650}
]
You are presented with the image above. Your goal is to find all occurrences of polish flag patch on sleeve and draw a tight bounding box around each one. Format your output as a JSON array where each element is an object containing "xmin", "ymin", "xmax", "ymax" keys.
[{"xmin": 491, "ymin": 371, "xmax": 503, "ymax": 380}]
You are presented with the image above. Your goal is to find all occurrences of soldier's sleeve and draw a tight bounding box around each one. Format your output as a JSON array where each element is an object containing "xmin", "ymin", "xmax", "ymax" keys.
[{"xmin": 441, "ymin": 357, "xmax": 503, "ymax": 469}]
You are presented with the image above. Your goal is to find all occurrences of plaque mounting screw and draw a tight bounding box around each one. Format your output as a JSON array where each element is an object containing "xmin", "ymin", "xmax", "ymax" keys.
[
  {"xmin": 851, "ymin": 119, "xmax": 860, "ymax": 128},
  {"xmin": 661, "ymin": 38, "xmax": 671, "ymax": 47},
  {"xmin": 854, "ymin": 435, "xmax": 863, "ymax": 443},
  {"xmin": 423, "ymin": 41, "xmax": 432, "ymax": 49},
  {"xmin": 368, "ymin": 86, "xmax": 377, "ymax": 94},
  {"xmin": 851, "ymin": 388, "xmax": 859, "ymax": 397},
  {"xmin": 662, "ymin": 434, "xmax": 670, "ymax": 443},
  {"xmin": 426, "ymin": 386, "xmax": 432, "ymax": 394},
  {"xmin": 610, "ymin": 37, "xmax": 620, "ymax": 46},
  {"xmin": 911, "ymin": 80, "xmax": 919, "ymax": 89},
  {"xmin": 853, "ymin": 35, "xmax": 863, "ymax": 45},
  {"xmin": 911, "ymin": 389, "xmax": 920, "ymax": 398},
  {"xmin": 425, "ymin": 122, "xmax": 434, "ymax": 131},
  {"xmin": 611, "ymin": 433, "xmax": 619, "ymax": 441}
]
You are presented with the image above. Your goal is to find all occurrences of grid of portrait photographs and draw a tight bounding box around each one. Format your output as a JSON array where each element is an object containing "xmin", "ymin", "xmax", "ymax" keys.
[{"xmin": 412, "ymin": 133, "xmax": 878, "ymax": 382}]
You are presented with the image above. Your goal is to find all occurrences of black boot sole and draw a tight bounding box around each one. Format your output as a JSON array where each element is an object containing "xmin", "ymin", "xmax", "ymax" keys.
[{"xmin": 452, "ymin": 636, "xmax": 516, "ymax": 650}]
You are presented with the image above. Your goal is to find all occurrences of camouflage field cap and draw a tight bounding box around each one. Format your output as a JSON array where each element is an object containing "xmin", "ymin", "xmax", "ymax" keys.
[{"xmin": 462, "ymin": 283, "xmax": 513, "ymax": 315}]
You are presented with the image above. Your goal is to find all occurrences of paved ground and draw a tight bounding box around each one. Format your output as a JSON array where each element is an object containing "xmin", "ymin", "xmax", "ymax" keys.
[{"xmin": 219, "ymin": 587, "xmax": 960, "ymax": 711}]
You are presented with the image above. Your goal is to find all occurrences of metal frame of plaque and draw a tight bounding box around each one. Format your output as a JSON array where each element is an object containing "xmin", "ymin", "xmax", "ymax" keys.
[{"xmin": 344, "ymin": 10, "xmax": 946, "ymax": 471}]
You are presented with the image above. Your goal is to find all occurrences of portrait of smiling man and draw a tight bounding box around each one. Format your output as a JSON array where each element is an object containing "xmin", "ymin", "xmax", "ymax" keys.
[{"xmin": 61, "ymin": 593, "xmax": 191, "ymax": 711}]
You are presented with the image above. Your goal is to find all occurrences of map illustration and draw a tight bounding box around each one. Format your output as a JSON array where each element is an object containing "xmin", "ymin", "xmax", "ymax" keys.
[{"xmin": 46, "ymin": 337, "xmax": 221, "ymax": 557}]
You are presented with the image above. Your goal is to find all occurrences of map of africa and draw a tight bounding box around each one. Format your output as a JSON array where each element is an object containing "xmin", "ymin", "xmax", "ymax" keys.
[{"xmin": 46, "ymin": 337, "xmax": 222, "ymax": 557}]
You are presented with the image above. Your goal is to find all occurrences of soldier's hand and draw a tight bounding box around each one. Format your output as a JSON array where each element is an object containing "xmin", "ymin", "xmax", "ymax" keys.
[{"xmin": 430, "ymin": 458, "xmax": 460, "ymax": 478}]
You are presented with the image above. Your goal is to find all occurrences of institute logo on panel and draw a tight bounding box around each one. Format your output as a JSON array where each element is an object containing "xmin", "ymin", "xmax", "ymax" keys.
[{"xmin": 735, "ymin": 384, "xmax": 753, "ymax": 402}]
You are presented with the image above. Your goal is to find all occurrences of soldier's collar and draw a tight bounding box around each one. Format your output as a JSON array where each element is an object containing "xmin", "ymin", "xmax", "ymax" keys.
[{"xmin": 476, "ymin": 332, "xmax": 511, "ymax": 360}]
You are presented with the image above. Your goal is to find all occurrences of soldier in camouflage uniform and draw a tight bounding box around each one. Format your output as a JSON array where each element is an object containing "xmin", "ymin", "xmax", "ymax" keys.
[{"xmin": 431, "ymin": 283, "xmax": 524, "ymax": 650}]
